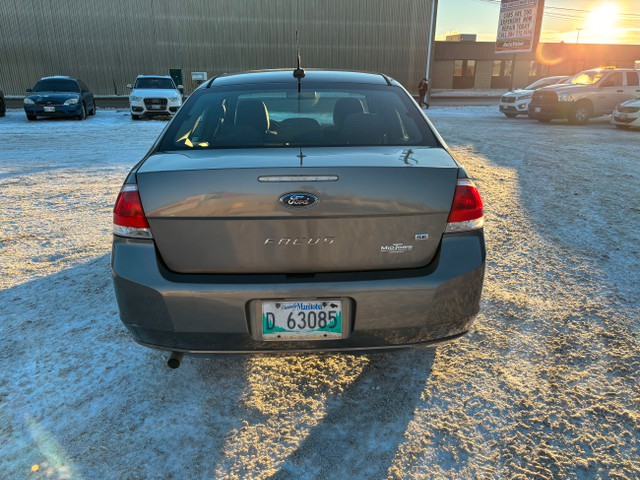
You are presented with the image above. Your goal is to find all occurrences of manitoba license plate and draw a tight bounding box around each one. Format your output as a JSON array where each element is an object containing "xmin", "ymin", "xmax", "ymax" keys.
[
  {"xmin": 262, "ymin": 300, "xmax": 342, "ymax": 341},
  {"xmin": 44, "ymin": 106, "xmax": 55, "ymax": 112},
  {"xmin": 534, "ymin": 107, "xmax": 541, "ymax": 113}
]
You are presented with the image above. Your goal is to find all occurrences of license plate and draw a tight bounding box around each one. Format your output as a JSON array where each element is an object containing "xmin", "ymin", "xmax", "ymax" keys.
[
  {"xmin": 262, "ymin": 300, "xmax": 342, "ymax": 341},
  {"xmin": 149, "ymin": 105, "xmax": 162, "ymax": 110},
  {"xmin": 44, "ymin": 106, "xmax": 55, "ymax": 112},
  {"xmin": 534, "ymin": 107, "xmax": 541, "ymax": 113}
]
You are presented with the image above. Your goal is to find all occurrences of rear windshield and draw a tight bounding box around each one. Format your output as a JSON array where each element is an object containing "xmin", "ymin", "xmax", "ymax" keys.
[
  {"xmin": 158, "ymin": 83, "xmax": 438, "ymax": 150},
  {"xmin": 33, "ymin": 79, "xmax": 80, "ymax": 93},
  {"xmin": 135, "ymin": 78, "xmax": 176, "ymax": 89}
]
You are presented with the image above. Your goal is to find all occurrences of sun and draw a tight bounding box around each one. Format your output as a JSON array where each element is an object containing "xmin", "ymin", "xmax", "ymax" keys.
[{"xmin": 584, "ymin": 3, "xmax": 620, "ymax": 43}]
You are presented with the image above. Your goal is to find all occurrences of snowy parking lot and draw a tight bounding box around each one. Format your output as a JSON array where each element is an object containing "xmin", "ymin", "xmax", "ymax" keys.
[{"xmin": 1, "ymin": 107, "xmax": 639, "ymax": 479}]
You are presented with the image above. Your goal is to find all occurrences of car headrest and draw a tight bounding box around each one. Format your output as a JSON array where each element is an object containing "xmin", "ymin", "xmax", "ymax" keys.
[
  {"xmin": 333, "ymin": 98, "xmax": 365, "ymax": 128},
  {"xmin": 236, "ymin": 100, "xmax": 270, "ymax": 131}
]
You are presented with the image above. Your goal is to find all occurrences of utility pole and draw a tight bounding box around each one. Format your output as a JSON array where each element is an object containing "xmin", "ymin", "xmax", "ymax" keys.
[
  {"xmin": 425, "ymin": 0, "xmax": 439, "ymax": 103},
  {"xmin": 576, "ymin": 28, "xmax": 583, "ymax": 43}
]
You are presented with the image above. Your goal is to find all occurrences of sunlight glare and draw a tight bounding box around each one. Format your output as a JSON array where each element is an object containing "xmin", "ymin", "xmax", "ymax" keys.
[{"xmin": 585, "ymin": 3, "xmax": 620, "ymax": 43}]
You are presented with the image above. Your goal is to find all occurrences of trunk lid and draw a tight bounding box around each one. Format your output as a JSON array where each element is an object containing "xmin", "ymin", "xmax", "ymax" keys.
[{"xmin": 136, "ymin": 147, "xmax": 459, "ymax": 274}]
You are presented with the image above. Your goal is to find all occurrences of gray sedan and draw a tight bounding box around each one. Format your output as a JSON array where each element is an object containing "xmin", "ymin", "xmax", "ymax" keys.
[{"xmin": 111, "ymin": 69, "xmax": 485, "ymax": 364}]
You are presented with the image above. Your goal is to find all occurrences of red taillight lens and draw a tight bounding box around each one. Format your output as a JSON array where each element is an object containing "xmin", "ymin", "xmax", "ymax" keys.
[
  {"xmin": 113, "ymin": 185, "xmax": 150, "ymax": 229},
  {"xmin": 446, "ymin": 179, "xmax": 484, "ymax": 232}
]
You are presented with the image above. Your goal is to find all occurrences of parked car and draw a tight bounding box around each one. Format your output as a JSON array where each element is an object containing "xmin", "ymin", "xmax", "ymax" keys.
[
  {"xmin": 111, "ymin": 69, "xmax": 486, "ymax": 364},
  {"xmin": 0, "ymin": 89, "xmax": 5, "ymax": 117},
  {"xmin": 499, "ymin": 76, "xmax": 568, "ymax": 118},
  {"xmin": 528, "ymin": 67, "xmax": 640, "ymax": 124},
  {"xmin": 23, "ymin": 76, "xmax": 96, "ymax": 121},
  {"xmin": 127, "ymin": 75, "xmax": 183, "ymax": 120},
  {"xmin": 611, "ymin": 97, "xmax": 640, "ymax": 129}
]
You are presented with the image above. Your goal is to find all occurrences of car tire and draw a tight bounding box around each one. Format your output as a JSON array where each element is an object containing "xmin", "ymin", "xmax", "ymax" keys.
[
  {"xmin": 77, "ymin": 102, "xmax": 87, "ymax": 120},
  {"xmin": 0, "ymin": 99, "xmax": 5, "ymax": 117},
  {"xmin": 536, "ymin": 118, "xmax": 551, "ymax": 123},
  {"xmin": 90, "ymin": 101, "xmax": 96, "ymax": 116},
  {"xmin": 504, "ymin": 113, "xmax": 518, "ymax": 118},
  {"xmin": 131, "ymin": 114, "xmax": 142, "ymax": 121},
  {"xmin": 27, "ymin": 114, "xmax": 37, "ymax": 121},
  {"xmin": 568, "ymin": 101, "xmax": 592, "ymax": 125}
]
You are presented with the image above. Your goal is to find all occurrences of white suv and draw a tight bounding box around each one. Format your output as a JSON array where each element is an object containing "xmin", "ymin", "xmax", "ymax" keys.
[{"xmin": 127, "ymin": 75, "xmax": 183, "ymax": 120}]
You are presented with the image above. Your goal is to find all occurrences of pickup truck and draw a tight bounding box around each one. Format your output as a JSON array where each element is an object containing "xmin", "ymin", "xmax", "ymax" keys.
[{"xmin": 528, "ymin": 68, "xmax": 640, "ymax": 124}]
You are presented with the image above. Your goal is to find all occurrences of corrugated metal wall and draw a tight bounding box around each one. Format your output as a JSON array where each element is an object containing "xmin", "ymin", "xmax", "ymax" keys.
[{"xmin": 0, "ymin": 0, "xmax": 434, "ymax": 95}]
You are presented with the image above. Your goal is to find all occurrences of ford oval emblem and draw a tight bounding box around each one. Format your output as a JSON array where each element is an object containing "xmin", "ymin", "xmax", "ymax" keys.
[{"xmin": 279, "ymin": 192, "xmax": 318, "ymax": 209}]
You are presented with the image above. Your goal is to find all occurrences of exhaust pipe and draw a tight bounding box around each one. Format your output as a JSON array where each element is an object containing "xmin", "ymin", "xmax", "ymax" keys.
[{"xmin": 167, "ymin": 351, "xmax": 184, "ymax": 369}]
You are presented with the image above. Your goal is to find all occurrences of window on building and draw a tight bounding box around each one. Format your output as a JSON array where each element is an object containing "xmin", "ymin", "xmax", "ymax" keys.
[
  {"xmin": 465, "ymin": 60, "xmax": 476, "ymax": 77},
  {"xmin": 491, "ymin": 60, "xmax": 513, "ymax": 89},
  {"xmin": 454, "ymin": 60, "xmax": 463, "ymax": 77},
  {"xmin": 492, "ymin": 60, "xmax": 502, "ymax": 77},
  {"xmin": 528, "ymin": 61, "xmax": 549, "ymax": 83},
  {"xmin": 453, "ymin": 60, "xmax": 476, "ymax": 89}
]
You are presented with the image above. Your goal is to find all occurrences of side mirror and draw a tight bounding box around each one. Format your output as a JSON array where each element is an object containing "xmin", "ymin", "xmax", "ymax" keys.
[
  {"xmin": 178, "ymin": 85, "xmax": 184, "ymax": 93},
  {"xmin": 126, "ymin": 84, "xmax": 133, "ymax": 89},
  {"xmin": 26, "ymin": 88, "xmax": 32, "ymax": 92}
]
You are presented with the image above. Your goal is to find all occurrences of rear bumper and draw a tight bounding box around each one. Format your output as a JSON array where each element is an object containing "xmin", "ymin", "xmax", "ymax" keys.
[{"xmin": 111, "ymin": 230, "xmax": 485, "ymax": 353}]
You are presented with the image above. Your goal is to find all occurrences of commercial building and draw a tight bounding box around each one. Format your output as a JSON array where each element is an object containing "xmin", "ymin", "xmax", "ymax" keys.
[
  {"xmin": 0, "ymin": 0, "xmax": 437, "ymax": 95},
  {"xmin": 432, "ymin": 40, "xmax": 640, "ymax": 90}
]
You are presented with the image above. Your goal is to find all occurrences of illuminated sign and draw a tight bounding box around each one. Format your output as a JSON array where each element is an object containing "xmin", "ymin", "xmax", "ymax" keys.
[{"xmin": 496, "ymin": 0, "xmax": 544, "ymax": 54}]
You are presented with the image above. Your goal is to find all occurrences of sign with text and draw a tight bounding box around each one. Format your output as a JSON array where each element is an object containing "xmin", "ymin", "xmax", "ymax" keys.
[{"xmin": 496, "ymin": 0, "xmax": 544, "ymax": 54}]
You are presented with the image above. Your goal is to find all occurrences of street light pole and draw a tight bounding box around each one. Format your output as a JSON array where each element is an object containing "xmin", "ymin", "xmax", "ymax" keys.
[{"xmin": 576, "ymin": 28, "xmax": 583, "ymax": 43}]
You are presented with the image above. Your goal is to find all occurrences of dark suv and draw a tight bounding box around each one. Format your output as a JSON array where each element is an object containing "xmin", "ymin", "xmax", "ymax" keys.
[{"xmin": 23, "ymin": 76, "xmax": 96, "ymax": 121}]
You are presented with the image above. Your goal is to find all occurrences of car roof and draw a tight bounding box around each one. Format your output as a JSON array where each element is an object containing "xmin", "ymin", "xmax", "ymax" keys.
[
  {"xmin": 206, "ymin": 69, "xmax": 397, "ymax": 88},
  {"xmin": 136, "ymin": 75, "xmax": 173, "ymax": 79},
  {"xmin": 39, "ymin": 76, "xmax": 78, "ymax": 81}
]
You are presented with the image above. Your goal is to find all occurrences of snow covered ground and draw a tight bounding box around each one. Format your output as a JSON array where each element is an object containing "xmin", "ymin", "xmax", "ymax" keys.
[{"xmin": 1, "ymin": 108, "xmax": 639, "ymax": 479}]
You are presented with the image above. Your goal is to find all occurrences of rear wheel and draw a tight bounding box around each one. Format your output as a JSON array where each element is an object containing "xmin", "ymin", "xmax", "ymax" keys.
[
  {"xmin": 504, "ymin": 113, "xmax": 518, "ymax": 118},
  {"xmin": 568, "ymin": 101, "xmax": 592, "ymax": 125},
  {"xmin": 77, "ymin": 102, "xmax": 87, "ymax": 120}
]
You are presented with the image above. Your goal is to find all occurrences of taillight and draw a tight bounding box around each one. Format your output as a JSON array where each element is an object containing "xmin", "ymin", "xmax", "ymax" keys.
[
  {"xmin": 445, "ymin": 178, "xmax": 484, "ymax": 233},
  {"xmin": 113, "ymin": 184, "xmax": 152, "ymax": 239}
]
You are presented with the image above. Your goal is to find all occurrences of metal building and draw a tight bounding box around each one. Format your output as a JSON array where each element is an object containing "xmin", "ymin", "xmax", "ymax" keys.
[{"xmin": 0, "ymin": 0, "xmax": 437, "ymax": 95}]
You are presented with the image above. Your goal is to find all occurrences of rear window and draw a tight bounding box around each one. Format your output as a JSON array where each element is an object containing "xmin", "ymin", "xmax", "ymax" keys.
[{"xmin": 158, "ymin": 83, "xmax": 438, "ymax": 150}]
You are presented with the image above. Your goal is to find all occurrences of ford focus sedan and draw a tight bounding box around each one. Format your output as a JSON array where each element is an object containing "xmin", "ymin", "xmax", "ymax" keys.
[{"xmin": 111, "ymin": 69, "xmax": 485, "ymax": 359}]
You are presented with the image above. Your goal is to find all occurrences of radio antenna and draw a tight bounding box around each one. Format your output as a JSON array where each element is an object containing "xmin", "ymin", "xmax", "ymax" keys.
[{"xmin": 293, "ymin": 30, "xmax": 305, "ymax": 88}]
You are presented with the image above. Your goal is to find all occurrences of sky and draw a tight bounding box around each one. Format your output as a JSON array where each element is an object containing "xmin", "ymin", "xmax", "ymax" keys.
[{"xmin": 436, "ymin": 0, "xmax": 640, "ymax": 45}]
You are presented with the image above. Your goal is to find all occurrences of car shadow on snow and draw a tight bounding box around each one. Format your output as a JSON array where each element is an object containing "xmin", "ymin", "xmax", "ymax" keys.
[
  {"xmin": 204, "ymin": 347, "xmax": 437, "ymax": 479},
  {"xmin": 281, "ymin": 350, "xmax": 436, "ymax": 479}
]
